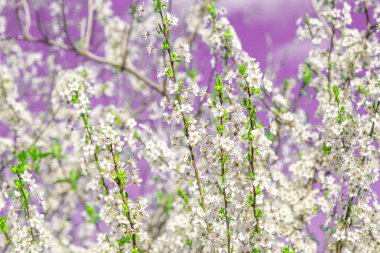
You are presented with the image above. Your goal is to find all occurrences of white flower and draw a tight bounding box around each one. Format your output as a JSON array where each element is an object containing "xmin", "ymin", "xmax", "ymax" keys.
[
  {"xmin": 183, "ymin": 52, "xmax": 191, "ymax": 63},
  {"xmin": 168, "ymin": 80, "xmax": 178, "ymax": 94},
  {"xmin": 146, "ymin": 42, "xmax": 154, "ymax": 54},
  {"xmin": 157, "ymin": 67, "xmax": 168, "ymax": 78},
  {"xmin": 166, "ymin": 13, "xmax": 178, "ymax": 26},
  {"xmin": 136, "ymin": 2, "xmax": 144, "ymax": 17},
  {"xmin": 131, "ymin": 169, "xmax": 143, "ymax": 186},
  {"xmin": 180, "ymin": 41, "xmax": 190, "ymax": 52},
  {"xmin": 225, "ymin": 70, "xmax": 236, "ymax": 84},
  {"xmin": 210, "ymin": 57, "xmax": 216, "ymax": 68},
  {"xmin": 212, "ymin": 105, "xmax": 224, "ymax": 118},
  {"xmin": 269, "ymin": 118, "xmax": 277, "ymax": 135},
  {"xmin": 181, "ymin": 104, "xmax": 193, "ymax": 114},
  {"xmin": 142, "ymin": 31, "xmax": 150, "ymax": 40}
]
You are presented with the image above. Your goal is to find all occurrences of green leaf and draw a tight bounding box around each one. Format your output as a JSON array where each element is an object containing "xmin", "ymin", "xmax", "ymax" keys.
[
  {"xmin": 207, "ymin": 3, "xmax": 217, "ymax": 19},
  {"xmin": 177, "ymin": 80, "xmax": 183, "ymax": 94},
  {"xmin": 242, "ymin": 97, "xmax": 249, "ymax": 107},
  {"xmin": 154, "ymin": 0, "xmax": 166, "ymax": 12},
  {"xmin": 255, "ymin": 185, "xmax": 262, "ymax": 195},
  {"xmin": 247, "ymin": 194, "xmax": 254, "ymax": 206},
  {"xmin": 321, "ymin": 143, "xmax": 332, "ymax": 155},
  {"xmin": 81, "ymin": 113, "xmax": 89, "ymax": 126},
  {"xmin": 224, "ymin": 28, "xmax": 233, "ymax": 40},
  {"xmin": 357, "ymin": 85, "xmax": 368, "ymax": 95},
  {"xmin": 223, "ymin": 110, "xmax": 229, "ymax": 121},
  {"xmin": 265, "ymin": 131, "xmax": 275, "ymax": 141},
  {"xmin": 11, "ymin": 162, "xmax": 26, "ymax": 175},
  {"xmin": 162, "ymin": 38, "xmax": 171, "ymax": 51},
  {"xmin": 336, "ymin": 106, "xmax": 345, "ymax": 123},
  {"xmin": 0, "ymin": 217, "xmax": 9, "ymax": 233},
  {"xmin": 177, "ymin": 187, "xmax": 190, "ymax": 204},
  {"xmin": 52, "ymin": 142, "xmax": 64, "ymax": 160},
  {"xmin": 183, "ymin": 117, "xmax": 190, "ymax": 126},
  {"xmin": 214, "ymin": 75, "xmax": 224, "ymax": 94},
  {"xmin": 249, "ymin": 108, "xmax": 256, "ymax": 118},
  {"xmin": 71, "ymin": 93, "xmax": 79, "ymax": 104},
  {"xmin": 251, "ymin": 248, "xmax": 262, "ymax": 253},
  {"xmin": 69, "ymin": 170, "xmax": 82, "ymax": 191},
  {"xmin": 115, "ymin": 117, "xmax": 123, "ymax": 127},
  {"xmin": 282, "ymin": 245, "xmax": 295, "ymax": 253},
  {"xmin": 305, "ymin": 13, "xmax": 310, "ymax": 25},
  {"xmin": 303, "ymin": 64, "xmax": 312, "ymax": 85},
  {"xmin": 186, "ymin": 237, "xmax": 192, "ymax": 247},
  {"xmin": 122, "ymin": 202, "xmax": 130, "ymax": 213},
  {"xmin": 219, "ymin": 207, "xmax": 226, "ymax": 218},
  {"xmin": 324, "ymin": 189, "xmax": 329, "ymax": 199},
  {"xmin": 85, "ymin": 203, "xmax": 100, "ymax": 224},
  {"xmin": 333, "ymin": 85, "xmax": 340, "ymax": 104},
  {"xmin": 171, "ymin": 51, "xmax": 182, "ymax": 63},
  {"xmin": 255, "ymin": 208, "xmax": 264, "ymax": 218},
  {"xmin": 251, "ymin": 87, "xmax": 261, "ymax": 94},
  {"xmin": 28, "ymin": 146, "xmax": 40, "ymax": 161},
  {"xmin": 17, "ymin": 151, "xmax": 28, "ymax": 163},
  {"xmin": 238, "ymin": 63, "xmax": 246, "ymax": 76},
  {"xmin": 113, "ymin": 169, "xmax": 127, "ymax": 189},
  {"xmin": 283, "ymin": 79, "xmax": 291, "ymax": 90},
  {"xmin": 216, "ymin": 125, "xmax": 224, "ymax": 135},
  {"xmin": 187, "ymin": 69, "xmax": 197, "ymax": 80},
  {"xmin": 117, "ymin": 235, "xmax": 132, "ymax": 246}
]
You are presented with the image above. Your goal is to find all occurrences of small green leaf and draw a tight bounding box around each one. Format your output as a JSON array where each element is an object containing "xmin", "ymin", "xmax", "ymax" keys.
[
  {"xmin": 113, "ymin": 169, "xmax": 127, "ymax": 189},
  {"xmin": 303, "ymin": 64, "xmax": 312, "ymax": 85},
  {"xmin": 28, "ymin": 146, "xmax": 40, "ymax": 161},
  {"xmin": 333, "ymin": 85, "xmax": 340, "ymax": 104},
  {"xmin": 177, "ymin": 187, "xmax": 190, "ymax": 204},
  {"xmin": 282, "ymin": 245, "xmax": 295, "ymax": 253},
  {"xmin": 0, "ymin": 217, "xmax": 9, "ymax": 233},
  {"xmin": 52, "ymin": 142, "xmax": 64, "ymax": 160},
  {"xmin": 247, "ymin": 195, "xmax": 254, "ymax": 206},
  {"xmin": 265, "ymin": 131, "xmax": 275, "ymax": 141},
  {"xmin": 255, "ymin": 208, "xmax": 264, "ymax": 218},
  {"xmin": 214, "ymin": 75, "xmax": 224, "ymax": 94},
  {"xmin": 186, "ymin": 237, "xmax": 192, "ymax": 247},
  {"xmin": 17, "ymin": 151, "xmax": 28, "ymax": 163},
  {"xmin": 85, "ymin": 203, "xmax": 100, "ymax": 224},
  {"xmin": 216, "ymin": 125, "xmax": 224, "ymax": 135},
  {"xmin": 11, "ymin": 162, "xmax": 26, "ymax": 175},
  {"xmin": 187, "ymin": 69, "xmax": 197, "ymax": 80},
  {"xmin": 225, "ymin": 28, "xmax": 233, "ymax": 39},
  {"xmin": 321, "ymin": 143, "xmax": 332, "ymax": 155},
  {"xmin": 238, "ymin": 63, "xmax": 246, "ymax": 76},
  {"xmin": 357, "ymin": 85, "xmax": 368, "ymax": 95},
  {"xmin": 255, "ymin": 185, "xmax": 262, "ymax": 195},
  {"xmin": 117, "ymin": 235, "xmax": 132, "ymax": 246}
]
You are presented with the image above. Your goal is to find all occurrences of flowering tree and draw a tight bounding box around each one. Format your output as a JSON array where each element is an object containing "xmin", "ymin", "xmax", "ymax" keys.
[{"xmin": 0, "ymin": 0, "xmax": 379, "ymax": 252}]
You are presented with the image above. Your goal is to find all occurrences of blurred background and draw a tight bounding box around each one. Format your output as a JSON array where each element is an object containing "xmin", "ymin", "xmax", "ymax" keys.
[{"xmin": 1, "ymin": 1, "xmax": 378, "ymax": 251}]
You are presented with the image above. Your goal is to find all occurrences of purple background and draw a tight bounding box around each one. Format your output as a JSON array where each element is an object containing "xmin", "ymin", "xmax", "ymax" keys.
[{"xmin": 1, "ymin": 0, "xmax": 379, "ymax": 251}]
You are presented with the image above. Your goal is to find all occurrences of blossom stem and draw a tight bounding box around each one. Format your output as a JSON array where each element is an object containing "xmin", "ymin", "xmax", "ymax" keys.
[
  {"xmin": 217, "ymin": 90, "xmax": 232, "ymax": 253},
  {"xmin": 81, "ymin": 114, "xmax": 110, "ymax": 194},
  {"xmin": 336, "ymin": 101, "xmax": 380, "ymax": 252},
  {"xmin": 246, "ymin": 87, "xmax": 260, "ymax": 234},
  {"xmin": 157, "ymin": 7, "xmax": 206, "ymax": 212},
  {"xmin": 109, "ymin": 145, "xmax": 138, "ymax": 250}
]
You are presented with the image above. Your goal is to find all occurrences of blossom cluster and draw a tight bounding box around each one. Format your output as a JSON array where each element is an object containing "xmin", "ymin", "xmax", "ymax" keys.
[{"xmin": 0, "ymin": 0, "xmax": 379, "ymax": 252}]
